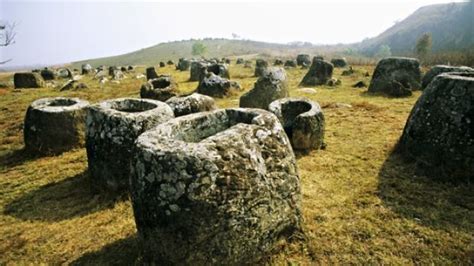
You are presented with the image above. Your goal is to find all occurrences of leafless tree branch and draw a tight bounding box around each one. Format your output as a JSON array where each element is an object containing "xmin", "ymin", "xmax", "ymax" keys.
[{"xmin": 0, "ymin": 22, "xmax": 17, "ymax": 47}]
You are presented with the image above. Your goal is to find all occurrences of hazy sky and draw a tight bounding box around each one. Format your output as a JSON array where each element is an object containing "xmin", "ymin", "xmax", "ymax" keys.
[{"xmin": 0, "ymin": 0, "xmax": 465, "ymax": 67}]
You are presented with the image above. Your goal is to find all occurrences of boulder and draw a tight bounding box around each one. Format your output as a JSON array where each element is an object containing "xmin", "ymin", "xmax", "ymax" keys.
[
  {"xmin": 86, "ymin": 98, "xmax": 174, "ymax": 192},
  {"xmin": 40, "ymin": 68, "xmax": 56, "ymax": 80},
  {"xmin": 196, "ymin": 72, "xmax": 241, "ymax": 98},
  {"xmin": 59, "ymin": 80, "xmax": 76, "ymax": 91},
  {"xmin": 244, "ymin": 61, "xmax": 252, "ymax": 68},
  {"xmin": 165, "ymin": 93, "xmax": 216, "ymax": 117},
  {"xmin": 146, "ymin": 66, "xmax": 159, "ymax": 80},
  {"xmin": 327, "ymin": 78, "xmax": 341, "ymax": 87},
  {"xmin": 296, "ymin": 54, "xmax": 311, "ymax": 66},
  {"xmin": 159, "ymin": 62, "xmax": 166, "ymax": 68},
  {"xmin": 167, "ymin": 60, "xmax": 174, "ymax": 65},
  {"xmin": 254, "ymin": 59, "xmax": 269, "ymax": 77},
  {"xmin": 24, "ymin": 97, "xmax": 89, "ymax": 154},
  {"xmin": 353, "ymin": 81, "xmax": 367, "ymax": 88},
  {"xmin": 81, "ymin": 64, "xmax": 93, "ymax": 75},
  {"xmin": 274, "ymin": 59, "xmax": 284, "ymax": 66},
  {"xmin": 368, "ymin": 57, "xmax": 421, "ymax": 96},
  {"xmin": 14, "ymin": 72, "xmax": 45, "ymax": 88},
  {"xmin": 128, "ymin": 65, "xmax": 134, "ymax": 71},
  {"xmin": 206, "ymin": 63, "xmax": 230, "ymax": 79},
  {"xmin": 421, "ymin": 65, "xmax": 473, "ymax": 89},
  {"xmin": 112, "ymin": 70, "xmax": 125, "ymax": 80},
  {"xmin": 300, "ymin": 58, "xmax": 334, "ymax": 86},
  {"xmin": 189, "ymin": 61, "xmax": 209, "ymax": 82},
  {"xmin": 140, "ymin": 75, "xmax": 179, "ymax": 101},
  {"xmin": 397, "ymin": 73, "xmax": 474, "ymax": 181},
  {"xmin": 341, "ymin": 66, "xmax": 355, "ymax": 76},
  {"xmin": 331, "ymin": 58, "xmax": 348, "ymax": 68},
  {"xmin": 236, "ymin": 58, "xmax": 244, "ymax": 64},
  {"xmin": 121, "ymin": 66, "xmax": 128, "ymax": 72},
  {"xmin": 58, "ymin": 68, "xmax": 73, "ymax": 79},
  {"xmin": 240, "ymin": 67, "xmax": 289, "ymax": 110},
  {"xmin": 108, "ymin": 66, "xmax": 119, "ymax": 76},
  {"xmin": 130, "ymin": 108, "xmax": 301, "ymax": 264},
  {"xmin": 284, "ymin": 60, "xmax": 297, "ymax": 68},
  {"xmin": 94, "ymin": 70, "xmax": 108, "ymax": 80},
  {"xmin": 177, "ymin": 58, "xmax": 191, "ymax": 71},
  {"xmin": 269, "ymin": 97, "xmax": 325, "ymax": 151},
  {"xmin": 75, "ymin": 82, "xmax": 88, "ymax": 89}
]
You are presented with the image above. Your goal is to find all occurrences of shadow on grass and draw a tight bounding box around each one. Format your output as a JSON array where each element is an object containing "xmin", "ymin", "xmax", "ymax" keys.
[
  {"xmin": 377, "ymin": 151, "xmax": 474, "ymax": 232},
  {"xmin": 0, "ymin": 148, "xmax": 40, "ymax": 168},
  {"xmin": 71, "ymin": 235, "xmax": 140, "ymax": 265},
  {"xmin": 359, "ymin": 90, "xmax": 413, "ymax": 99},
  {"xmin": 4, "ymin": 171, "xmax": 126, "ymax": 221}
]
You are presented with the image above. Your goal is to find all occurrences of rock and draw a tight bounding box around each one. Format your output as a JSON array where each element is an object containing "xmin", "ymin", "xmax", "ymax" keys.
[
  {"xmin": 121, "ymin": 66, "xmax": 128, "ymax": 72},
  {"xmin": 146, "ymin": 67, "xmax": 159, "ymax": 80},
  {"xmin": 364, "ymin": 71, "xmax": 370, "ymax": 77},
  {"xmin": 327, "ymin": 78, "xmax": 341, "ymax": 87},
  {"xmin": 140, "ymin": 75, "xmax": 179, "ymax": 101},
  {"xmin": 296, "ymin": 54, "xmax": 311, "ymax": 66},
  {"xmin": 40, "ymin": 68, "xmax": 56, "ymax": 80},
  {"xmin": 244, "ymin": 61, "xmax": 252, "ymax": 68},
  {"xmin": 81, "ymin": 64, "xmax": 93, "ymax": 75},
  {"xmin": 421, "ymin": 65, "xmax": 473, "ymax": 89},
  {"xmin": 397, "ymin": 73, "xmax": 474, "ymax": 181},
  {"xmin": 196, "ymin": 72, "xmax": 241, "ymax": 98},
  {"xmin": 189, "ymin": 61, "xmax": 209, "ymax": 82},
  {"xmin": 254, "ymin": 59, "xmax": 269, "ymax": 77},
  {"xmin": 59, "ymin": 80, "xmax": 76, "ymax": 91},
  {"xmin": 341, "ymin": 66, "xmax": 355, "ymax": 76},
  {"xmin": 94, "ymin": 70, "xmax": 108, "ymax": 80},
  {"xmin": 300, "ymin": 58, "xmax": 334, "ymax": 86},
  {"xmin": 128, "ymin": 65, "xmax": 134, "ymax": 71},
  {"xmin": 24, "ymin": 97, "xmax": 89, "ymax": 154},
  {"xmin": 269, "ymin": 97, "xmax": 325, "ymax": 151},
  {"xmin": 331, "ymin": 58, "xmax": 348, "ymax": 68},
  {"xmin": 135, "ymin": 74, "xmax": 146, "ymax": 79},
  {"xmin": 159, "ymin": 62, "xmax": 166, "ymax": 68},
  {"xmin": 86, "ymin": 98, "xmax": 174, "ymax": 192},
  {"xmin": 112, "ymin": 70, "xmax": 125, "ymax": 80},
  {"xmin": 130, "ymin": 108, "xmax": 301, "ymax": 264},
  {"xmin": 206, "ymin": 63, "xmax": 230, "ymax": 79},
  {"xmin": 75, "ymin": 82, "xmax": 88, "ymax": 89},
  {"xmin": 368, "ymin": 57, "xmax": 421, "ymax": 96},
  {"xmin": 240, "ymin": 67, "xmax": 289, "ymax": 110},
  {"xmin": 284, "ymin": 60, "xmax": 297, "ymax": 68},
  {"xmin": 301, "ymin": 62, "xmax": 309, "ymax": 69},
  {"xmin": 236, "ymin": 58, "xmax": 244, "ymax": 64},
  {"xmin": 352, "ymin": 81, "xmax": 367, "ymax": 88},
  {"xmin": 177, "ymin": 58, "xmax": 191, "ymax": 71},
  {"xmin": 167, "ymin": 60, "xmax": 174, "ymax": 65},
  {"xmin": 108, "ymin": 66, "xmax": 119, "ymax": 76},
  {"xmin": 14, "ymin": 72, "xmax": 45, "ymax": 88},
  {"xmin": 274, "ymin": 59, "xmax": 283, "ymax": 66},
  {"xmin": 297, "ymin": 88, "xmax": 317, "ymax": 94},
  {"xmin": 314, "ymin": 55, "xmax": 324, "ymax": 61},
  {"xmin": 58, "ymin": 68, "xmax": 73, "ymax": 79},
  {"xmin": 165, "ymin": 93, "xmax": 216, "ymax": 117}
]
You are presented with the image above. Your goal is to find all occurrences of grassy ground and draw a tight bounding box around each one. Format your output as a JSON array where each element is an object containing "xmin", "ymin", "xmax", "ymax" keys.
[{"xmin": 0, "ymin": 63, "xmax": 472, "ymax": 264}]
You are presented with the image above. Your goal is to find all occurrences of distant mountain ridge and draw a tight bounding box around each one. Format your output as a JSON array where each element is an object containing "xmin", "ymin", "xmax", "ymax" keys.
[{"xmin": 72, "ymin": 2, "xmax": 473, "ymax": 67}]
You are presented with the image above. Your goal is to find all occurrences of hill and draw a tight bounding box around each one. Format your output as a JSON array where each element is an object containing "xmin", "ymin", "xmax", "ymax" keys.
[
  {"xmin": 72, "ymin": 39, "xmax": 349, "ymax": 68},
  {"xmin": 357, "ymin": 2, "xmax": 473, "ymax": 55}
]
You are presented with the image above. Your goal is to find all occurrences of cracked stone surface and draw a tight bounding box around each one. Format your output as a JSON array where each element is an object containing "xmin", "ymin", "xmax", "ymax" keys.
[
  {"xmin": 165, "ymin": 93, "xmax": 216, "ymax": 117},
  {"xmin": 86, "ymin": 98, "xmax": 174, "ymax": 192},
  {"xmin": 196, "ymin": 72, "xmax": 241, "ymax": 98},
  {"xmin": 140, "ymin": 75, "xmax": 179, "ymax": 102},
  {"xmin": 269, "ymin": 97, "xmax": 325, "ymax": 151},
  {"xmin": 130, "ymin": 108, "xmax": 301, "ymax": 265},
  {"xmin": 397, "ymin": 73, "xmax": 474, "ymax": 181},
  {"xmin": 240, "ymin": 67, "xmax": 289, "ymax": 110},
  {"xmin": 24, "ymin": 97, "xmax": 89, "ymax": 154}
]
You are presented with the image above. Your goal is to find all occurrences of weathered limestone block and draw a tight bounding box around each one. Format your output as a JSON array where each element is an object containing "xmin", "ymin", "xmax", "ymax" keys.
[
  {"xmin": 81, "ymin": 64, "xmax": 93, "ymax": 75},
  {"xmin": 86, "ymin": 98, "xmax": 174, "ymax": 192},
  {"xmin": 189, "ymin": 61, "xmax": 209, "ymax": 82},
  {"xmin": 24, "ymin": 97, "xmax": 89, "ymax": 154},
  {"xmin": 177, "ymin": 58, "xmax": 191, "ymax": 71},
  {"xmin": 296, "ymin": 54, "xmax": 311, "ymax": 66},
  {"xmin": 368, "ymin": 57, "xmax": 421, "ymax": 96},
  {"xmin": 165, "ymin": 93, "xmax": 216, "ymax": 117},
  {"xmin": 269, "ymin": 97, "xmax": 325, "ymax": 151},
  {"xmin": 140, "ymin": 75, "xmax": 179, "ymax": 102},
  {"xmin": 240, "ymin": 67, "xmax": 289, "ymax": 110},
  {"xmin": 397, "ymin": 73, "xmax": 474, "ymax": 181},
  {"xmin": 331, "ymin": 58, "xmax": 348, "ymax": 68},
  {"xmin": 146, "ymin": 66, "xmax": 159, "ymax": 80},
  {"xmin": 254, "ymin": 59, "xmax": 269, "ymax": 77},
  {"xmin": 130, "ymin": 108, "xmax": 301, "ymax": 264}
]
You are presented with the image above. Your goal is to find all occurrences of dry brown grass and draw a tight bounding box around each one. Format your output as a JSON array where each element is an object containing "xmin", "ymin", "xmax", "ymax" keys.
[{"xmin": 0, "ymin": 63, "xmax": 472, "ymax": 264}]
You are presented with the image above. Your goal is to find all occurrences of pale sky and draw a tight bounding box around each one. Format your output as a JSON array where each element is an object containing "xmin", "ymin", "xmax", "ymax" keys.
[{"xmin": 0, "ymin": 0, "xmax": 466, "ymax": 68}]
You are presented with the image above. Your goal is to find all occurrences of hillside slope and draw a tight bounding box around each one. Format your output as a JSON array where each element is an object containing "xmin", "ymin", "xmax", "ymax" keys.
[{"xmin": 357, "ymin": 2, "xmax": 473, "ymax": 55}]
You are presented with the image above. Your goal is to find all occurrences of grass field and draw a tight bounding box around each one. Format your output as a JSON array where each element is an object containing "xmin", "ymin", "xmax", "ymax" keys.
[{"xmin": 0, "ymin": 63, "xmax": 472, "ymax": 264}]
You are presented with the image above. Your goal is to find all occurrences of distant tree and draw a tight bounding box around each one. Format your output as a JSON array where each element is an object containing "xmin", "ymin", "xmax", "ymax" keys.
[
  {"xmin": 415, "ymin": 33, "xmax": 432, "ymax": 61},
  {"xmin": 375, "ymin": 44, "xmax": 392, "ymax": 58},
  {"xmin": 192, "ymin": 41, "xmax": 207, "ymax": 56},
  {"xmin": 0, "ymin": 21, "xmax": 17, "ymax": 64}
]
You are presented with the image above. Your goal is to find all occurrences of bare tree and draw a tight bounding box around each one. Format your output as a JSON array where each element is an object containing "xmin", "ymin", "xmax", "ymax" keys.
[{"xmin": 0, "ymin": 21, "xmax": 17, "ymax": 64}]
